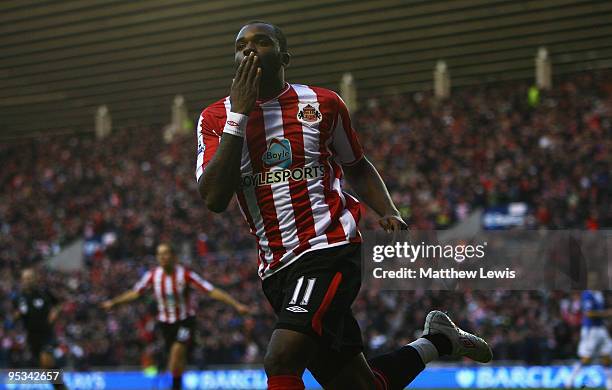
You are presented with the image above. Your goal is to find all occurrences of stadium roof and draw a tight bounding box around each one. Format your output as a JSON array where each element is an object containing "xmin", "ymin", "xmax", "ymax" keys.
[{"xmin": 1, "ymin": 0, "xmax": 611, "ymax": 139}]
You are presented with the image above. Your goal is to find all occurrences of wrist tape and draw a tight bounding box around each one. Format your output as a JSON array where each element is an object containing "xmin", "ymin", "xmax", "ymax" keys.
[{"xmin": 223, "ymin": 112, "xmax": 249, "ymax": 137}]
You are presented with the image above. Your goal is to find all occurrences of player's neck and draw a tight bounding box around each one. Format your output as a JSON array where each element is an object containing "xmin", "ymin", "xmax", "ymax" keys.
[
  {"xmin": 259, "ymin": 77, "xmax": 285, "ymax": 102},
  {"xmin": 162, "ymin": 265, "xmax": 175, "ymax": 274}
]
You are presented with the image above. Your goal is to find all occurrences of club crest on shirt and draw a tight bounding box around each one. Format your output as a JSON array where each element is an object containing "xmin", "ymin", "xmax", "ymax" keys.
[
  {"xmin": 262, "ymin": 138, "xmax": 292, "ymax": 170},
  {"xmin": 297, "ymin": 103, "xmax": 322, "ymax": 124}
]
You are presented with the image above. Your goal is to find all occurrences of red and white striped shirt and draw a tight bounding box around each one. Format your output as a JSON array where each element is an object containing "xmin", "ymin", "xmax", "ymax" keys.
[
  {"xmin": 132, "ymin": 265, "xmax": 214, "ymax": 323},
  {"xmin": 196, "ymin": 84, "xmax": 364, "ymax": 279}
]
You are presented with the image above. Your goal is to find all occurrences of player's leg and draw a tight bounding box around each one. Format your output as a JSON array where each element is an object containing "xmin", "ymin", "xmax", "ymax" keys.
[
  {"xmin": 600, "ymin": 355, "xmax": 612, "ymax": 390},
  {"xmin": 39, "ymin": 350, "xmax": 55, "ymax": 368},
  {"xmin": 316, "ymin": 350, "xmax": 427, "ymax": 390},
  {"xmin": 306, "ymin": 312, "xmax": 375, "ymax": 390},
  {"xmin": 166, "ymin": 318, "xmax": 195, "ymax": 390},
  {"xmin": 310, "ymin": 352, "xmax": 375, "ymax": 390},
  {"xmin": 600, "ymin": 328, "xmax": 612, "ymax": 390},
  {"xmin": 168, "ymin": 342, "xmax": 187, "ymax": 390},
  {"xmin": 40, "ymin": 352, "xmax": 66, "ymax": 390},
  {"xmin": 567, "ymin": 357, "xmax": 591, "ymax": 389},
  {"xmin": 567, "ymin": 327, "xmax": 593, "ymax": 389},
  {"xmin": 312, "ymin": 311, "xmax": 490, "ymax": 390},
  {"xmin": 312, "ymin": 343, "xmax": 442, "ymax": 390},
  {"xmin": 363, "ymin": 311, "xmax": 491, "ymax": 390},
  {"xmin": 36, "ymin": 338, "xmax": 66, "ymax": 390},
  {"xmin": 308, "ymin": 310, "xmax": 427, "ymax": 390},
  {"xmin": 261, "ymin": 244, "xmax": 361, "ymax": 389},
  {"xmin": 264, "ymin": 329, "xmax": 318, "ymax": 389}
]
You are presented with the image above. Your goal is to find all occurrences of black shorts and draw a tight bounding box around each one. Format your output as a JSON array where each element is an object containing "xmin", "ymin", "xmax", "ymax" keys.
[
  {"xmin": 27, "ymin": 330, "xmax": 55, "ymax": 359},
  {"xmin": 158, "ymin": 316, "xmax": 196, "ymax": 352},
  {"xmin": 262, "ymin": 243, "xmax": 364, "ymax": 356}
]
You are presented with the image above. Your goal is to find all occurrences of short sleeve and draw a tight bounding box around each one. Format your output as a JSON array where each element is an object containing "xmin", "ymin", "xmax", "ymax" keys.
[
  {"xmin": 196, "ymin": 110, "xmax": 222, "ymax": 182},
  {"xmin": 186, "ymin": 269, "xmax": 214, "ymax": 293},
  {"xmin": 132, "ymin": 270, "xmax": 153, "ymax": 294},
  {"xmin": 331, "ymin": 94, "xmax": 364, "ymax": 166}
]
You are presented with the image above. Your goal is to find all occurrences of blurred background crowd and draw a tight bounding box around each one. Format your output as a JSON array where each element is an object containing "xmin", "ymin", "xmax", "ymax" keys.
[{"xmin": 0, "ymin": 70, "xmax": 610, "ymax": 369}]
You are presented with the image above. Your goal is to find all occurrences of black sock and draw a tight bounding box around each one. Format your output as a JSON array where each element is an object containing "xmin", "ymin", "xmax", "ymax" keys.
[
  {"xmin": 367, "ymin": 345, "xmax": 425, "ymax": 390},
  {"xmin": 172, "ymin": 374, "xmax": 182, "ymax": 390},
  {"xmin": 422, "ymin": 333, "xmax": 452, "ymax": 356}
]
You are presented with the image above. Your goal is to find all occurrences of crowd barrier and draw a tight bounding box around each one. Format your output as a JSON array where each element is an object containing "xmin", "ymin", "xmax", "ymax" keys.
[{"xmin": 1, "ymin": 364, "xmax": 605, "ymax": 389}]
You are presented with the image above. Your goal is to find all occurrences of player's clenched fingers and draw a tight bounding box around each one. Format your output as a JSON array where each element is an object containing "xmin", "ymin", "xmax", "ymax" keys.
[{"xmin": 379, "ymin": 218, "xmax": 392, "ymax": 232}]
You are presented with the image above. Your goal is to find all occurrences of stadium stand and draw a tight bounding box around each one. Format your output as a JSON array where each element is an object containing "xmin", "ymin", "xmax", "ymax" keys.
[{"xmin": 0, "ymin": 70, "xmax": 609, "ymax": 369}]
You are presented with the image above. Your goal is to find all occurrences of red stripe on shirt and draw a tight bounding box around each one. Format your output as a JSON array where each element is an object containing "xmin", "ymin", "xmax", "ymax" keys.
[
  {"xmin": 313, "ymin": 88, "xmax": 346, "ymax": 244},
  {"xmin": 246, "ymin": 107, "xmax": 285, "ymax": 268},
  {"xmin": 170, "ymin": 270, "xmax": 180, "ymax": 322},
  {"xmin": 280, "ymin": 87, "xmax": 315, "ymax": 253}
]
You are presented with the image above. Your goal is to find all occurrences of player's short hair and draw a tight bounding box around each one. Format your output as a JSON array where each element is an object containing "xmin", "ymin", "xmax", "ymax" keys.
[
  {"xmin": 21, "ymin": 268, "xmax": 35, "ymax": 277},
  {"xmin": 157, "ymin": 242, "xmax": 175, "ymax": 255},
  {"xmin": 244, "ymin": 20, "xmax": 287, "ymax": 52}
]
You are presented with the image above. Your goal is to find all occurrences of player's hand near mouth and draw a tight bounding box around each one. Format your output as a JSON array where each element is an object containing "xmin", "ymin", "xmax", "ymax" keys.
[
  {"xmin": 230, "ymin": 52, "xmax": 261, "ymax": 115},
  {"xmin": 198, "ymin": 52, "xmax": 261, "ymax": 213}
]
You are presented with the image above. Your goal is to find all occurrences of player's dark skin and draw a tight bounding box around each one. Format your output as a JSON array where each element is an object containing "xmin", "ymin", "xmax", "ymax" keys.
[{"xmin": 198, "ymin": 22, "xmax": 406, "ymax": 389}]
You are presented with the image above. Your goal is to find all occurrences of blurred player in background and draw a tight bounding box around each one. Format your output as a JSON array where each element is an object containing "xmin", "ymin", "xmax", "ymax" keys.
[
  {"xmin": 13, "ymin": 268, "xmax": 66, "ymax": 389},
  {"xmin": 196, "ymin": 21, "xmax": 492, "ymax": 390},
  {"xmin": 101, "ymin": 243, "xmax": 250, "ymax": 390},
  {"xmin": 566, "ymin": 284, "xmax": 612, "ymax": 389}
]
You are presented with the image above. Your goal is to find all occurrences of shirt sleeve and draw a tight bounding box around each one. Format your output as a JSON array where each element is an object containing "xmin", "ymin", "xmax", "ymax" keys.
[
  {"xmin": 132, "ymin": 270, "xmax": 153, "ymax": 294},
  {"xmin": 195, "ymin": 109, "xmax": 222, "ymax": 182},
  {"xmin": 331, "ymin": 94, "xmax": 364, "ymax": 166},
  {"xmin": 186, "ymin": 269, "xmax": 214, "ymax": 293}
]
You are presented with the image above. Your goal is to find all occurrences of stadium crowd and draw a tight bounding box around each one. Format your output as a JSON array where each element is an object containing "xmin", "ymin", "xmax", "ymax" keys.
[{"xmin": 0, "ymin": 70, "xmax": 609, "ymax": 369}]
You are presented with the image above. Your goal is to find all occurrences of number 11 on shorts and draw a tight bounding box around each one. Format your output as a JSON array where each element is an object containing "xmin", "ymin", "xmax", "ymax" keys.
[{"xmin": 289, "ymin": 276, "xmax": 316, "ymax": 306}]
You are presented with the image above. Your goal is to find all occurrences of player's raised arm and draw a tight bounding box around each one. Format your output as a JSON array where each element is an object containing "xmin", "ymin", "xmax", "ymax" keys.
[
  {"xmin": 186, "ymin": 268, "xmax": 251, "ymax": 315},
  {"xmin": 333, "ymin": 95, "xmax": 406, "ymax": 232},
  {"xmin": 100, "ymin": 290, "xmax": 141, "ymax": 310},
  {"xmin": 100, "ymin": 270, "xmax": 152, "ymax": 310},
  {"xmin": 197, "ymin": 52, "xmax": 261, "ymax": 213}
]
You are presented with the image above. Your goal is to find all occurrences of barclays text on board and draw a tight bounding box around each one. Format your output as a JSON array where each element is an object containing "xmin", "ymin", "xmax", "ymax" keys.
[{"xmin": 0, "ymin": 365, "xmax": 606, "ymax": 389}]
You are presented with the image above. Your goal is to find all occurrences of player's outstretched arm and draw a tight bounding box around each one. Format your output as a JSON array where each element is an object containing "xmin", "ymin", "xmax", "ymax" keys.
[
  {"xmin": 198, "ymin": 52, "xmax": 261, "ymax": 213},
  {"xmin": 100, "ymin": 290, "xmax": 140, "ymax": 311},
  {"xmin": 343, "ymin": 156, "xmax": 407, "ymax": 232},
  {"xmin": 209, "ymin": 288, "xmax": 251, "ymax": 315},
  {"xmin": 586, "ymin": 309, "xmax": 612, "ymax": 318}
]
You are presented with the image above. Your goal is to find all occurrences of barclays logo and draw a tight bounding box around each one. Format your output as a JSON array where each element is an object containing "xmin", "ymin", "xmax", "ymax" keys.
[
  {"xmin": 263, "ymin": 138, "xmax": 292, "ymax": 170},
  {"xmin": 456, "ymin": 369, "xmax": 475, "ymax": 388}
]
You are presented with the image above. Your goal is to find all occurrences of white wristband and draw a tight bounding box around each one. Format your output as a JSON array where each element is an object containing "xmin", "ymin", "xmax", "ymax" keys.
[{"xmin": 223, "ymin": 112, "xmax": 249, "ymax": 138}]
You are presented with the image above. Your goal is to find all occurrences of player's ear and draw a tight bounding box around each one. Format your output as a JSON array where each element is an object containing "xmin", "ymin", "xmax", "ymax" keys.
[{"xmin": 281, "ymin": 52, "xmax": 291, "ymax": 68}]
